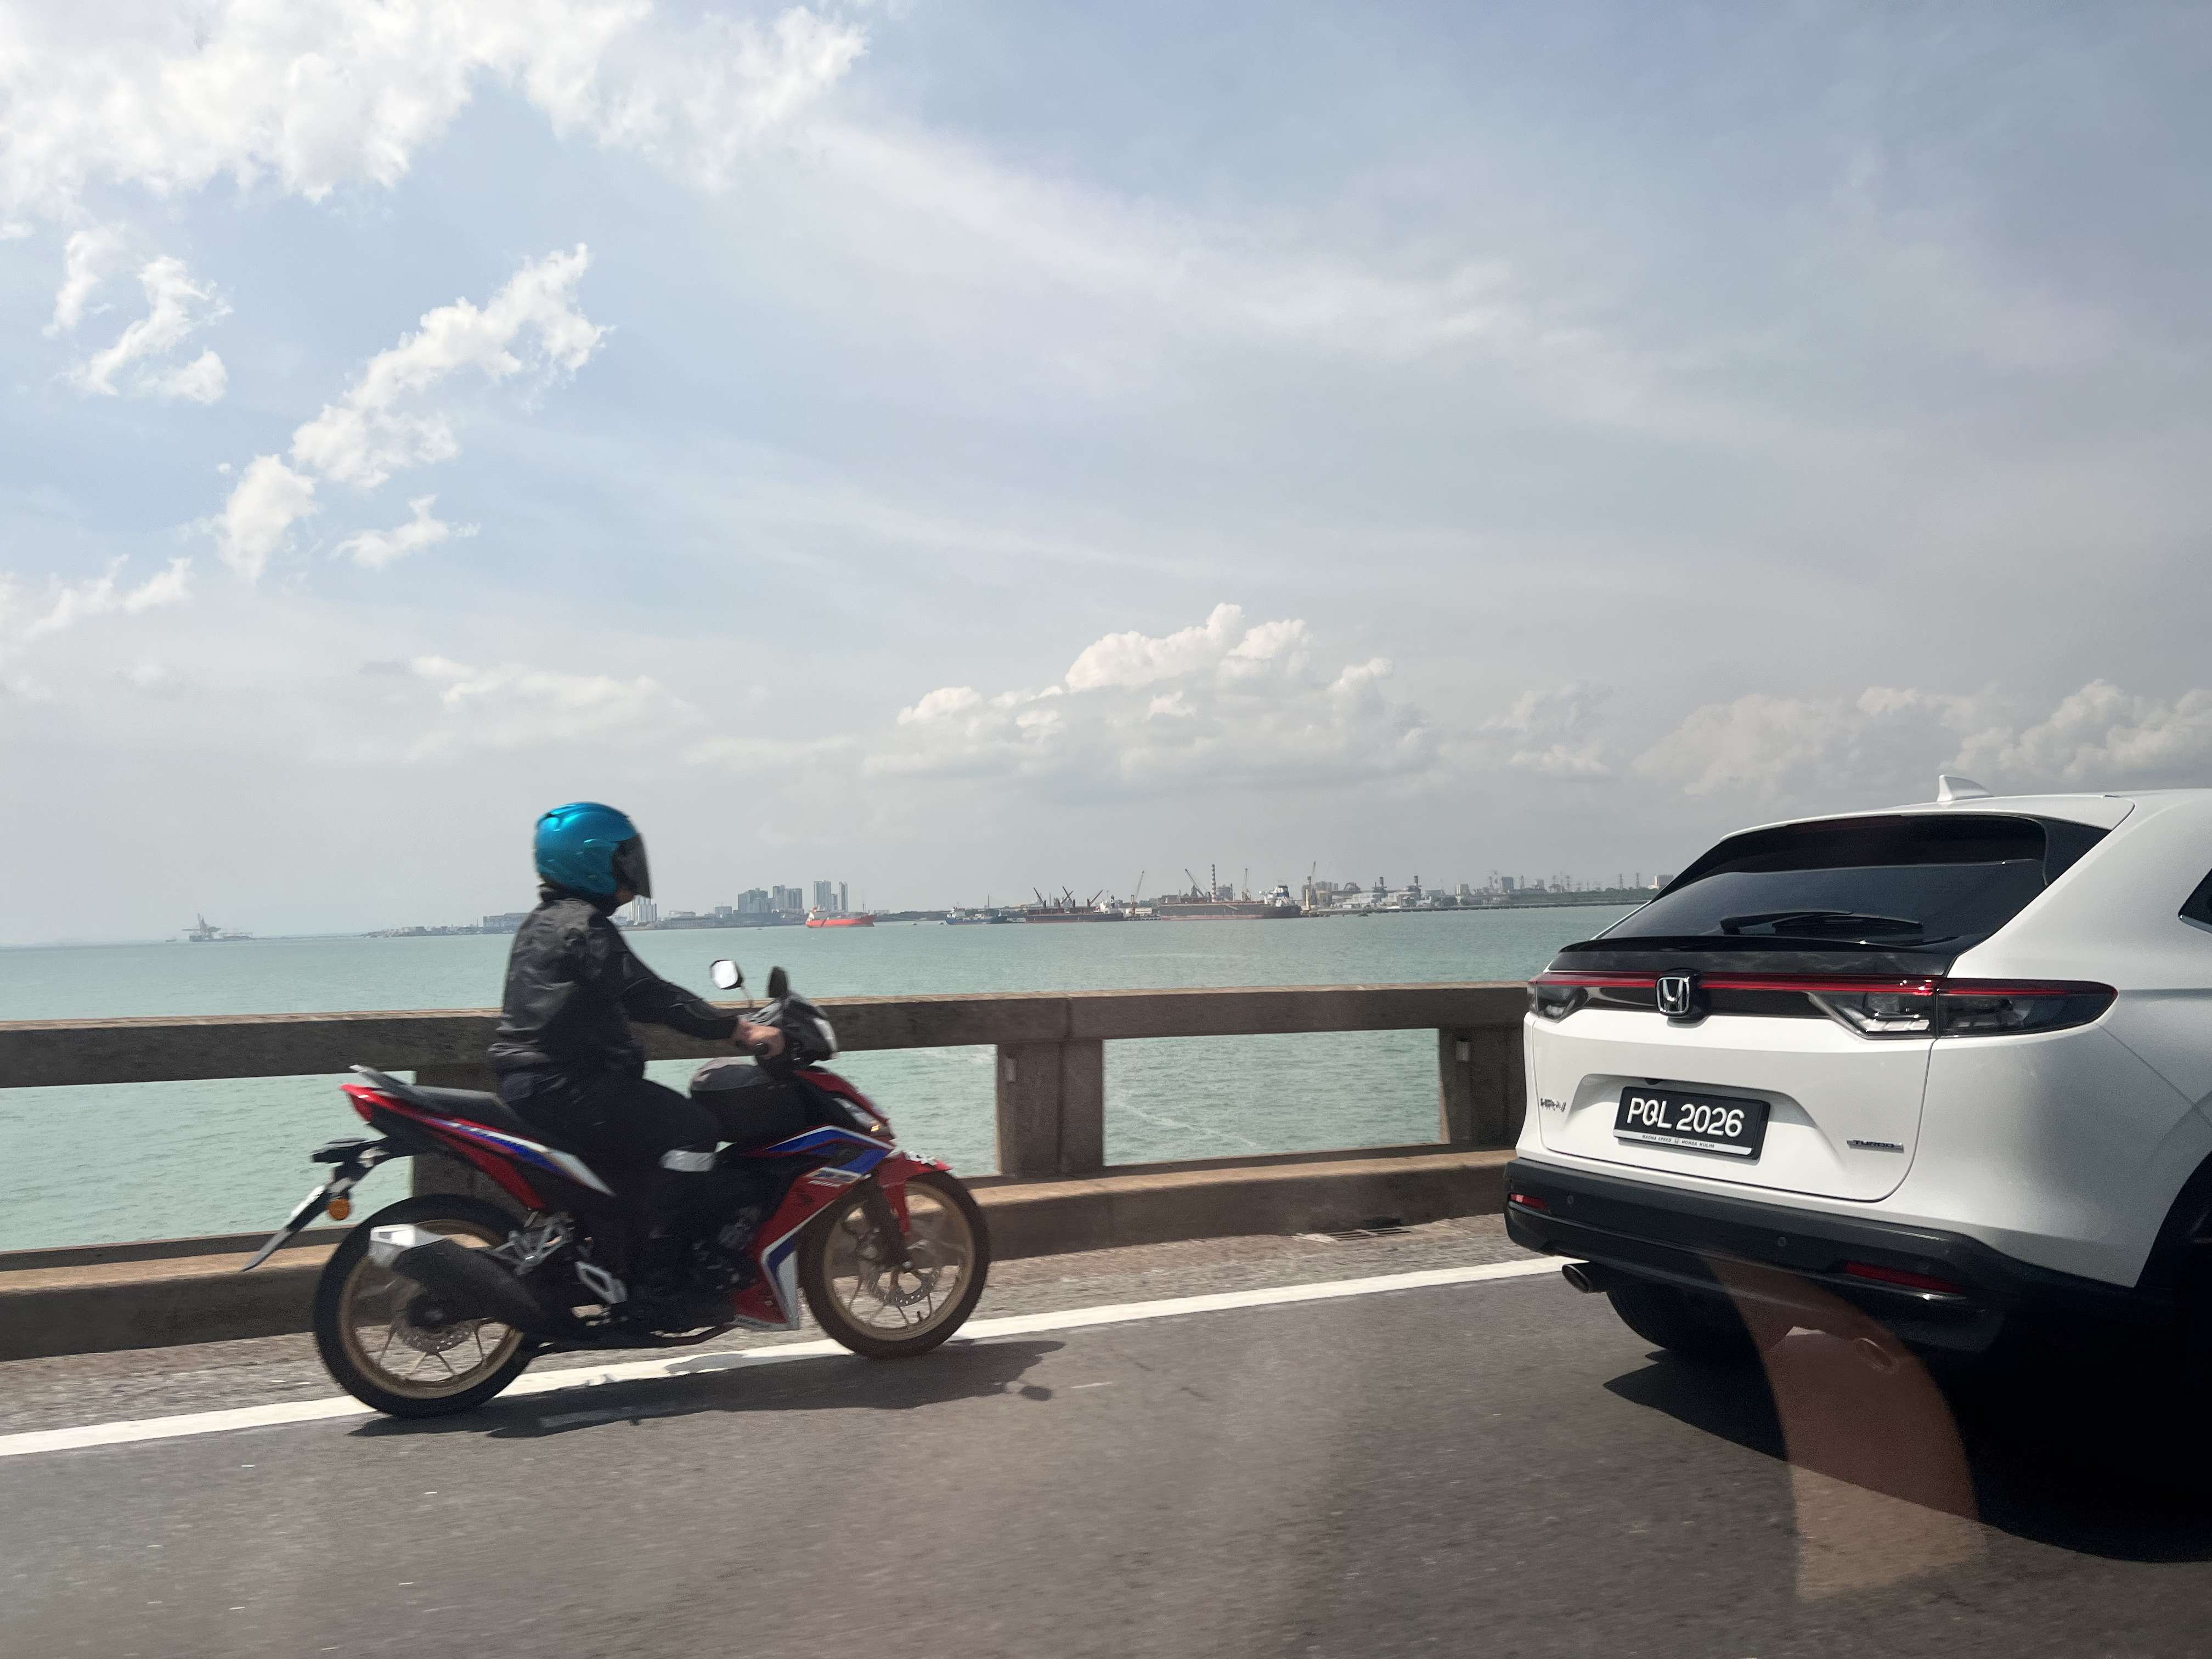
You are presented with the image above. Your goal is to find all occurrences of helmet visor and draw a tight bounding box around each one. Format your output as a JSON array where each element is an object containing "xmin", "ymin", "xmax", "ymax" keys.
[{"xmin": 612, "ymin": 835, "xmax": 652, "ymax": 899}]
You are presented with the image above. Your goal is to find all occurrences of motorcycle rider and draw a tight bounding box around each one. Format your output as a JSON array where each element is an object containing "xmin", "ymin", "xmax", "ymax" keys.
[{"xmin": 489, "ymin": 801, "xmax": 783, "ymax": 1320}]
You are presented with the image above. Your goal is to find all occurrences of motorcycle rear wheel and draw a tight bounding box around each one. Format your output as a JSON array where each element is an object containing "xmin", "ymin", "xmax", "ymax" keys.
[
  {"xmin": 314, "ymin": 1193, "xmax": 536, "ymax": 1418},
  {"xmin": 800, "ymin": 1171, "xmax": 990, "ymax": 1359}
]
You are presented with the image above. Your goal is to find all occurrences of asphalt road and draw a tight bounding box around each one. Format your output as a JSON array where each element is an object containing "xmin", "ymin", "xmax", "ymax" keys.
[{"xmin": 8, "ymin": 1221, "xmax": 2212, "ymax": 1659}]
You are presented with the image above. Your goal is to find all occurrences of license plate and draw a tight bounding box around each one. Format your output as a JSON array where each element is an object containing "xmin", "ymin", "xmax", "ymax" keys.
[{"xmin": 1614, "ymin": 1086, "xmax": 1769, "ymax": 1158}]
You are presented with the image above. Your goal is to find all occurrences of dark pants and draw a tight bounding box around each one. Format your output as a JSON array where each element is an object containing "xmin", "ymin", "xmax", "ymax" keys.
[{"xmin": 500, "ymin": 1068, "xmax": 724, "ymax": 1238}]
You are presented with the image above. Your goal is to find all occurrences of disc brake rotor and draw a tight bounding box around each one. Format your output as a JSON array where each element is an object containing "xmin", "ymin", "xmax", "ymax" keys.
[
  {"xmin": 877, "ymin": 1266, "xmax": 940, "ymax": 1308},
  {"xmin": 388, "ymin": 1290, "xmax": 484, "ymax": 1355}
]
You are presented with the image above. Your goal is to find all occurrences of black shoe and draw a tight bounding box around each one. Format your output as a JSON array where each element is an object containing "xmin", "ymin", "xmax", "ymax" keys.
[{"xmin": 632, "ymin": 1235, "xmax": 733, "ymax": 1330}]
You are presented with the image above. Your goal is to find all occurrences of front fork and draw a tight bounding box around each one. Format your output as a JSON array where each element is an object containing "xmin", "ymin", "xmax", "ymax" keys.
[{"xmin": 860, "ymin": 1176, "xmax": 915, "ymax": 1271}]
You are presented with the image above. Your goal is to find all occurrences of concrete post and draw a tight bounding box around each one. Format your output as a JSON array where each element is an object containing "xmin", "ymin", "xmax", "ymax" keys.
[
  {"xmin": 995, "ymin": 1039, "xmax": 1106, "ymax": 1178},
  {"xmin": 1440, "ymin": 1024, "xmax": 1526, "ymax": 1149},
  {"xmin": 409, "ymin": 1062, "xmax": 524, "ymax": 1212}
]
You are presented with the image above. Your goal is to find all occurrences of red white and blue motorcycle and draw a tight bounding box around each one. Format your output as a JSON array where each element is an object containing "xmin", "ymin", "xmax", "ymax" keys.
[{"xmin": 243, "ymin": 964, "xmax": 990, "ymax": 1418}]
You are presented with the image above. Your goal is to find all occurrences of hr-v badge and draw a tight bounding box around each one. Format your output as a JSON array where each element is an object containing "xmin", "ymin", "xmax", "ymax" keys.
[{"xmin": 1657, "ymin": 974, "xmax": 1696, "ymax": 1018}]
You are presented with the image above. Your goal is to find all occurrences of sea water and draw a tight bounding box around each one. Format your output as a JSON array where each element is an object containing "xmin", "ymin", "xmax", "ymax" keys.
[{"xmin": 0, "ymin": 908, "xmax": 1631, "ymax": 1251}]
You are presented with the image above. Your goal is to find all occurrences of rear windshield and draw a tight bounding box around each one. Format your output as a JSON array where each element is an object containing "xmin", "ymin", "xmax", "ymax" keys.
[{"xmin": 1604, "ymin": 814, "xmax": 2107, "ymax": 954}]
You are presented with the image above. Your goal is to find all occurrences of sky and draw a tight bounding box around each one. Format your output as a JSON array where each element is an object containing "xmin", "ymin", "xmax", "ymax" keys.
[{"xmin": 4, "ymin": 1, "xmax": 2212, "ymax": 941}]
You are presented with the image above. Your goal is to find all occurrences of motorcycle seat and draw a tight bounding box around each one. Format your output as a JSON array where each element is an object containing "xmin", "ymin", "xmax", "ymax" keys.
[
  {"xmin": 349, "ymin": 1066, "xmax": 558, "ymax": 1146},
  {"xmin": 411, "ymin": 1085, "xmax": 544, "ymax": 1142}
]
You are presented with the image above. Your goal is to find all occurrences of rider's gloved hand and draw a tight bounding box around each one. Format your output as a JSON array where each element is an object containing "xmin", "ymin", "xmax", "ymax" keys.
[{"xmin": 738, "ymin": 1020, "xmax": 786, "ymax": 1058}]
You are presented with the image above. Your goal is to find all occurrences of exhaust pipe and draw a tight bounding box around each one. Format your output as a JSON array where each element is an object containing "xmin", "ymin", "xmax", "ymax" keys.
[
  {"xmin": 1561, "ymin": 1261, "xmax": 1634, "ymax": 1295},
  {"xmin": 371, "ymin": 1226, "xmax": 571, "ymax": 1339}
]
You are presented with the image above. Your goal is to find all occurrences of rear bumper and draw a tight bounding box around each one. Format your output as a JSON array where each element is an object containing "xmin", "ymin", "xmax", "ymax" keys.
[{"xmin": 1504, "ymin": 1159, "xmax": 2168, "ymax": 1353}]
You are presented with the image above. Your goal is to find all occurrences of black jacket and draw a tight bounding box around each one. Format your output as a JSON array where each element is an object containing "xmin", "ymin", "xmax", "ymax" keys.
[{"xmin": 489, "ymin": 889, "xmax": 738, "ymax": 1077}]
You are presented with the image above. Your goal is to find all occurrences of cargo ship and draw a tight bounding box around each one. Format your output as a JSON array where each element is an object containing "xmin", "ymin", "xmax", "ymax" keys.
[
  {"xmin": 1155, "ymin": 871, "xmax": 1301, "ymax": 921},
  {"xmin": 805, "ymin": 909, "xmax": 875, "ymax": 928},
  {"xmin": 1022, "ymin": 888, "xmax": 1127, "ymax": 922}
]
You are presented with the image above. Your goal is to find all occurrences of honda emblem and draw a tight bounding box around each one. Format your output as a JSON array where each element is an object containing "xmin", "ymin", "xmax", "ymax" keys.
[{"xmin": 1657, "ymin": 974, "xmax": 1696, "ymax": 1017}]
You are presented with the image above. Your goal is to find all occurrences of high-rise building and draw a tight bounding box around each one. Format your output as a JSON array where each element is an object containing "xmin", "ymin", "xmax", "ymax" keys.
[
  {"xmin": 737, "ymin": 888, "xmax": 771, "ymax": 913},
  {"xmin": 771, "ymin": 885, "xmax": 802, "ymax": 913},
  {"xmin": 837, "ymin": 881, "xmax": 849, "ymax": 915},
  {"xmin": 812, "ymin": 880, "xmax": 835, "ymax": 912}
]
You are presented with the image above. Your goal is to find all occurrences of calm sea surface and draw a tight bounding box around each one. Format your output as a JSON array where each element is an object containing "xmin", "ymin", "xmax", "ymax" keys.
[{"xmin": 0, "ymin": 908, "xmax": 1631, "ymax": 1251}]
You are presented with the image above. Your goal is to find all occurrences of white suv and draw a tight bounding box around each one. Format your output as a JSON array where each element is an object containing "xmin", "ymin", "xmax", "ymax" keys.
[{"xmin": 1504, "ymin": 783, "xmax": 2212, "ymax": 1365}]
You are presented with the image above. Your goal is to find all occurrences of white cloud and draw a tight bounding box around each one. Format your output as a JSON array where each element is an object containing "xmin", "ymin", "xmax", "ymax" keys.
[
  {"xmin": 1479, "ymin": 682, "xmax": 1615, "ymax": 777},
  {"xmin": 214, "ymin": 247, "xmax": 602, "ymax": 579},
  {"xmin": 405, "ymin": 653, "xmax": 696, "ymax": 758},
  {"xmin": 566, "ymin": 7, "xmax": 866, "ymax": 189},
  {"xmin": 1953, "ymin": 681, "xmax": 2212, "ymax": 788},
  {"xmin": 215, "ymin": 455, "xmax": 319, "ymax": 582},
  {"xmin": 871, "ymin": 605, "xmax": 1434, "ymax": 796},
  {"xmin": 336, "ymin": 496, "xmax": 476, "ymax": 569},
  {"xmin": 1630, "ymin": 687, "xmax": 1992, "ymax": 808},
  {"xmin": 1, "ymin": 558, "xmax": 193, "ymax": 652},
  {"xmin": 144, "ymin": 349, "xmax": 229, "ymax": 403},
  {"xmin": 287, "ymin": 245, "xmax": 602, "ymax": 488},
  {"xmin": 45, "ymin": 225, "xmax": 122, "ymax": 333},
  {"xmin": 801, "ymin": 124, "xmax": 1636, "ymax": 405},
  {"xmin": 0, "ymin": 0, "xmax": 867, "ymax": 216},
  {"xmin": 1065, "ymin": 603, "xmax": 1250, "ymax": 691},
  {"xmin": 68, "ymin": 256, "xmax": 229, "ymax": 400},
  {"xmin": 1626, "ymin": 679, "xmax": 2212, "ymax": 807}
]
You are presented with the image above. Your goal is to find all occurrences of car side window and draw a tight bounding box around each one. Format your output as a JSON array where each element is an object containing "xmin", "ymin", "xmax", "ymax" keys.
[{"xmin": 2182, "ymin": 870, "xmax": 2212, "ymax": 929}]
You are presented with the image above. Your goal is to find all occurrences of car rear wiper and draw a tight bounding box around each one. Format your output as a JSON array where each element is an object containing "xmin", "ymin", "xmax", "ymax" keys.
[{"xmin": 1718, "ymin": 910, "xmax": 1926, "ymax": 941}]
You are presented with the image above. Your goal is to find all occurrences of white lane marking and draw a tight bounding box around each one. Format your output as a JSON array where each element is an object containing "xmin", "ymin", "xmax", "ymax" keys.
[{"xmin": 0, "ymin": 1255, "xmax": 1565, "ymax": 1460}]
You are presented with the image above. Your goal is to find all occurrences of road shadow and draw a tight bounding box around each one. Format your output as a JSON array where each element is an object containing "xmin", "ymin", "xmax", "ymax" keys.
[
  {"xmin": 1608, "ymin": 1331, "xmax": 2212, "ymax": 1565},
  {"xmin": 350, "ymin": 1338, "xmax": 1064, "ymax": 1442}
]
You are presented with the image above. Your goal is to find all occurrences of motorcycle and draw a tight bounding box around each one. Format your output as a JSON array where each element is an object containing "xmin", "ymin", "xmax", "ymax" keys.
[{"xmin": 242, "ymin": 963, "xmax": 991, "ymax": 1419}]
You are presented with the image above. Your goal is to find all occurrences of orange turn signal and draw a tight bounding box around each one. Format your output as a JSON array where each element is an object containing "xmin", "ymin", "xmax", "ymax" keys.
[{"xmin": 328, "ymin": 1197, "xmax": 352, "ymax": 1221}]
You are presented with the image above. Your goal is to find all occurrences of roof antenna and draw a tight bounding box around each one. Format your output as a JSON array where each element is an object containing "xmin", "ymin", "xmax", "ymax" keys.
[{"xmin": 1936, "ymin": 774, "xmax": 1991, "ymax": 804}]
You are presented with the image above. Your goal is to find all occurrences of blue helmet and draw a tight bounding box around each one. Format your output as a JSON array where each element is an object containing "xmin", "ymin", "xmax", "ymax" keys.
[{"xmin": 534, "ymin": 802, "xmax": 652, "ymax": 899}]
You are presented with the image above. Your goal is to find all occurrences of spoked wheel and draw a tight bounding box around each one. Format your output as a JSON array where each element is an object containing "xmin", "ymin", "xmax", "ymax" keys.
[
  {"xmin": 314, "ymin": 1194, "xmax": 536, "ymax": 1418},
  {"xmin": 800, "ymin": 1171, "xmax": 990, "ymax": 1358}
]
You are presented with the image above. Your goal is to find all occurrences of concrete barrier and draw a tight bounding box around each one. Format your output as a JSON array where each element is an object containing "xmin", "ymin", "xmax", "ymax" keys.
[
  {"xmin": 0, "ymin": 983, "xmax": 1530, "ymax": 1359},
  {"xmin": 0, "ymin": 1147, "xmax": 1514, "ymax": 1362}
]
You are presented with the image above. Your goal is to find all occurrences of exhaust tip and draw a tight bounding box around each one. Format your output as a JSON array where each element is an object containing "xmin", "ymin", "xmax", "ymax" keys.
[{"xmin": 1562, "ymin": 1263, "xmax": 1602, "ymax": 1295}]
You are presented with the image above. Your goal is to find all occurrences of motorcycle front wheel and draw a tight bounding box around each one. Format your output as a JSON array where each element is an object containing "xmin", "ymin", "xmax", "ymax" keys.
[
  {"xmin": 313, "ymin": 1193, "xmax": 536, "ymax": 1418},
  {"xmin": 800, "ymin": 1171, "xmax": 990, "ymax": 1359}
]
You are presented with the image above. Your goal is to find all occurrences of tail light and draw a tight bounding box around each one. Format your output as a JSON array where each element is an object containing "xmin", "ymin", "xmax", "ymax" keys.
[
  {"xmin": 1844, "ymin": 1261, "xmax": 1965, "ymax": 1295},
  {"xmin": 1531, "ymin": 981, "xmax": 1592, "ymax": 1020},
  {"xmin": 1530, "ymin": 970, "xmax": 1652, "ymax": 1020},
  {"xmin": 1528, "ymin": 970, "xmax": 2113, "ymax": 1038},
  {"xmin": 1808, "ymin": 979, "xmax": 2114, "ymax": 1040}
]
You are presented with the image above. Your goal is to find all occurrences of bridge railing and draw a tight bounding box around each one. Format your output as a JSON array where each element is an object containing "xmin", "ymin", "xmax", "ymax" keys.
[{"xmin": 0, "ymin": 983, "xmax": 1530, "ymax": 1190}]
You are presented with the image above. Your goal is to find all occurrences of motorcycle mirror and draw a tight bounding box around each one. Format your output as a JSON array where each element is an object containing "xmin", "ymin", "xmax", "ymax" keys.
[
  {"xmin": 767, "ymin": 965, "xmax": 789, "ymax": 999},
  {"xmin": 709, "ymin": 959, "xmax": 743, "ymax": 991}
]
